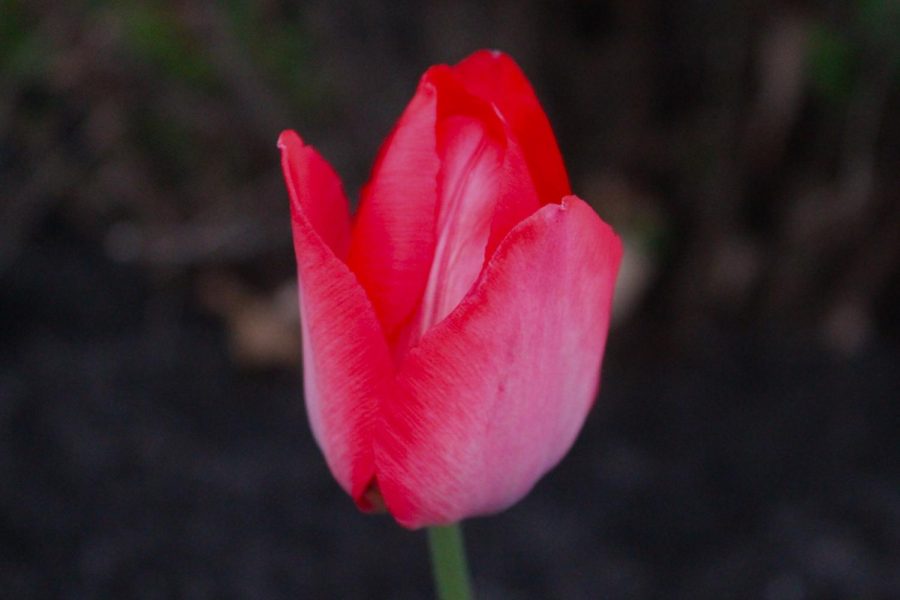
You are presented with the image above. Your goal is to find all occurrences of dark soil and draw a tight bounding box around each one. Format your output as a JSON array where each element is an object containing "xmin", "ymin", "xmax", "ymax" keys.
[{"xmin": 2, "ymin": 217, "xmax": 898, "ymax": 599}]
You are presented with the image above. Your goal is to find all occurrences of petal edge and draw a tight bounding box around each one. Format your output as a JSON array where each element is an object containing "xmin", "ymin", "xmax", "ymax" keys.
[{"xmin": 280, "ymin": 134, "xmax": 393, "ymax": 507}]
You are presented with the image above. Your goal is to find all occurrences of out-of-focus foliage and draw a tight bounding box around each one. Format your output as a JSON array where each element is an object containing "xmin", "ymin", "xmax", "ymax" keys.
[
  {"xmin": 3, "ymin": 0, "xmax": 900, "ymax": 356},
  {"xmin": 808, "ymin": 25, "xmax": 854, "ymax": 103}
]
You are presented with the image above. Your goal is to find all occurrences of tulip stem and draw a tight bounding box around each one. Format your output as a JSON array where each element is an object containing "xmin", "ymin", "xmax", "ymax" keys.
[{"xmin": 427, "ymin": 523, "xmax": 473, "ymax": 600}]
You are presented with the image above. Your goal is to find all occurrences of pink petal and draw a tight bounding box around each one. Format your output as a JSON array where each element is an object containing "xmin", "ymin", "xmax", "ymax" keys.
[
  {"xmin": 279, "ymin": 131, "xmax": 393, "ymax": 508},
  {"xmin": 453, "ymin": 50, "xmax": 571, "ymax": 206},
  {"xmin": 347, "ymin": 71, "xmax": 441, "ymax": 343},
  {"xmin": 375, "ymin": 196, "xmax": 623, "ymax": 528}
]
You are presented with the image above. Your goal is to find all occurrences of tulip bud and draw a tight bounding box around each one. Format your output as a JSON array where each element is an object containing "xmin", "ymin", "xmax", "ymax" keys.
[{"xmin": 280, "ymin": 50, "xmax": 622, "ymax": 529}]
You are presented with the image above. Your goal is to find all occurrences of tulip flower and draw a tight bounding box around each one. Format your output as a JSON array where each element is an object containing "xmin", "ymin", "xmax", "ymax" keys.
[{"xmin": 279, "ymin": 50, "xmax": 622, "ymax": 532}]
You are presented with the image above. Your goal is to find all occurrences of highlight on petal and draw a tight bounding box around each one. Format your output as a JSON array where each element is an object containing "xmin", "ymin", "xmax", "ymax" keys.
[
  {"xmin": 375, "ymin": 196, "xmax": 623, "ymax": 528},
  {"xmin": 453, "ymin": 50, "xmax": 571, "ymax": 206},
  {"xmin": 279, "ymin": 133, "xmax": 393, "ymax": 508}
]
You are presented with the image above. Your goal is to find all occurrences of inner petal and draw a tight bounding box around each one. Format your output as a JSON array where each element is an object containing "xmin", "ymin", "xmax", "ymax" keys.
[{"xmin": 394, "ymin": 115, "xmax": 502, "ymax": 356}]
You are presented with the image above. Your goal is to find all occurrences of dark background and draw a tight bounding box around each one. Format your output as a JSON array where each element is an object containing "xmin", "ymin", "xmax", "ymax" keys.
[{"xmin": 2, "ymin": 1, "xmax": 899, "ymax": 598}]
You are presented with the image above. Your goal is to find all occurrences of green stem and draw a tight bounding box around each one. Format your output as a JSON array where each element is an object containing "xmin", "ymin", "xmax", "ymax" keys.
[{"xmin": 427, "ymin": 523, "xmax": 473, "ymax": 600}]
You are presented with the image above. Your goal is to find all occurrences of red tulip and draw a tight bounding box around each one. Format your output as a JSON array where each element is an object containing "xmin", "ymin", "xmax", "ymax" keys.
[{"xmin": 279, "ymin": 50, "xmax": 622, "ymax": 529}]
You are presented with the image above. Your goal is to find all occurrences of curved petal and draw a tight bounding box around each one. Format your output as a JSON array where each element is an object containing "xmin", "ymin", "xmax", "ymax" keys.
[
  {"xmin": 396, "ymin": 66, "xmax": 507, "ymax": 352},
  {"xmin": 376, "ymin": 196, "xmax": 623, "ymax": 528},
  {"xmin": 453, "ymin": 50, "xmax": 571, "ymax": 206},
  {"xmin": 364, "ymin": 65, "xmax": 542, "ymax": 360},
  {"xmin": 347, "ymin": 71, "xmax": 441, "ymax": 342},
  {"xmin": 348, "ymin": 60, "xmax": 551, "ymax": 354},
  {"xmin": 279, "ymin": 132, "xmax": 393, "ymax": 508},
  {"xmin": 484, "ymin": 132, "xmax": 541, "ymax": 261},
  {"xmin": 279, "ymin": 130, "xmax": 351, "ymax": 259}
]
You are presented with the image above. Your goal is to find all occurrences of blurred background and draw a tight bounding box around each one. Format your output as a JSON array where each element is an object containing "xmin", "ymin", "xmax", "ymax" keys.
[{"xmin": 1, "ymin": 1, "xmax": 899, "ymax": 598}]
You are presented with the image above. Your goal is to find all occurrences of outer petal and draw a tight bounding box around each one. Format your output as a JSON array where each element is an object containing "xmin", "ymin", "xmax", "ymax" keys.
[
  {"xmin": 375, "ymin": 196, "xmax": 623, "ymax": 528},
  {"xmin": 347, "ymin": 72, "xmax": 441, "ymax": 342},
  {"xmin": 279, "ymin": 130, "xmax": 350, "ymax": 259},
  {"xmin": 279, "ymin": 132, "xmax": 393, "ymax": 508},
  {"xmin": 453, "ymin": 50, "xmax": 571, "ymax": 206}
]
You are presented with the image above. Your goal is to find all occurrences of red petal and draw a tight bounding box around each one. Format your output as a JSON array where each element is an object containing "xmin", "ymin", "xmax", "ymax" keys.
[
  {"xmin": 453, "ymin": 50, "xmax": 571, "ymax": 206},
  {"xmin": 396, "ymin": 67, "xmax": 508, "ymax": 352},
  {"xmin": 376, "ymin": 197, "xmax": 622, "ymax": 528},
  {"xmin": 350, "ymin": 66, "xmax": 538, "ymax": 360},
  {"xmin": 278, "ymin": 130, "xmax": 350, "ymax": 259},
  {"xmin": 279, "ymin": 132, "xmax": 393, "ymax": 508},
  {"xmin": 483, "ymin": 132, "xmax": 541, "ymax": 262},
  {"xmin": 347, "ymin": 72, "xmax": 441, "ymax": 343}
]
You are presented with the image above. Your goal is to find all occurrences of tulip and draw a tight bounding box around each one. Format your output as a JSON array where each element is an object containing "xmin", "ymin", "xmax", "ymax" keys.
[{"xmin": 279, "ymin": 50, "xmax": 622, "ymax": 530}]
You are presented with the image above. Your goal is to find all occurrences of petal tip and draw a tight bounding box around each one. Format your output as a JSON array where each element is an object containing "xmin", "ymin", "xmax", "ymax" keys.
[
  {"xmin": 468, "ymin": 48, "xmax": 510, "ymax": 62},
  {"xmin": 277, "ymin": 129, "xmax": 302, "ymax": 151}
]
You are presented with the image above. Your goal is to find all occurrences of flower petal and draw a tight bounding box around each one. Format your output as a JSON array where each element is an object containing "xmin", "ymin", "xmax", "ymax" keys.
[
  {"xmin": 358, "ymin": 65, "xmax": 537, "ymax": 360},
  {"xmin": 375, "ymin": 196, "xmax": 623, "ymax": 528},
  {"xmin": 453, "ymin": 50, "xmax": 571, "ymax": 205},
  {"xmin": 397, "ymin": 66, "xmax": 508, "ymax": 352},
  {"xmin": 347, "ymin": 72, "xmax": 441, "ymax": 343},
  {"xmin": 278, "ymin": 130, "xmax": 350, "ymax": 259},
  {"xmin": 279, "ymin": 132, "xmax": 393, "ymax": 508},
  {"xmin": 483, "ymin": 132, "xmax": 542, "ymax": 262}
]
